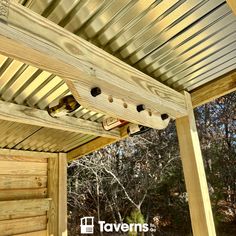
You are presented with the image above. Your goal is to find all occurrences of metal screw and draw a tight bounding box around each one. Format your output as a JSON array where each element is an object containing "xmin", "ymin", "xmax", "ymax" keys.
[
  {"xmin": 91, "ymin": 87, "xmax": 101, "ymax": 97},
  {"xmin": 136, "ymin": 104, "xmax": 145, "ymax": 112},
  {"xmin": 161, "ymin": 114, "xmax": 169, "ymax": 120}
]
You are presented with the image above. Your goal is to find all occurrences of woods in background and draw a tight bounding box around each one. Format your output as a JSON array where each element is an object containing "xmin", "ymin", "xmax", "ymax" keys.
[{"xmin": 68, "ymin": 92, "xmax": 236, "ymax": 236}]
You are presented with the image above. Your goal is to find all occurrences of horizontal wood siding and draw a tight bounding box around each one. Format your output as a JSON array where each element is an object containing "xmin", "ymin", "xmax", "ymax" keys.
[{"xmin": 0, "ymin": 151, "xmax": 49, "ymax": 236}]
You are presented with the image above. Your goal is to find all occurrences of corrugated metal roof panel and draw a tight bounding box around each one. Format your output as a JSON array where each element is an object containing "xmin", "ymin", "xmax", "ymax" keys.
[
  {"xmin": 0, "ymin": 119, "xmax": 96, "ymax": 152},
  {"xmin": 17, "ymin": 0, "xmax": 235, "ymax": 92}
]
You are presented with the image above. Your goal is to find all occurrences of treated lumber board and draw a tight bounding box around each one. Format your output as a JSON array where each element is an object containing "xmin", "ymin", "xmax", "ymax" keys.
[
  {"xmin": 0, "ymin": 176, "xmax": 47, "ymax": 189},
  {"xmin": 14, "ymin": 230, "xmax": 47, "ymax": 236},
  {"xmin": 68, "ymin": 124, "xmax": 129, "ymax": 160},
  {"xmin": 0, "ymin": 156, "xmax": 47, "ymax": 163},
  {"xmin": 0, "ymin": 161, "xmax": 47, "ymax": 176},
  {"xmin": 0, "ymin": 148, "xmax": 57, "ymax": 159},
  {"xmin": 191, "ymin": 70, "xmax": 236, "ymax": 108},
  {"xmin": 0, "ymin": 100, "xmax": 120, "ymax": 138},
  {"xmin": 176, "ymin": 92, "xmax": 216, "ymax": 236},
  {"xmin": 0, "ymin": 215, "xmax": 47, "ymax": 235},
  {"xmin": 0, "ymin": 211, "xmax": 46, "ymax": 221},
  {"xmin": 68, "ymin": 137, "xmax": 117, "ymax": 160},
  {"xmin": 48, "ymin": 157, "xmax": 59, "ymax": 236},
  {"xmin": 227, "ymin": 0, "xmax": 236, "ymax": 15},
  {"xmin": 0, "ymin": 199, "xmax": 51, "ymax": 216},
  {"xmin": 58, "ymin": 153, "xmax": 67, "ymax": 236},
  {"xmin": 0, "ymin": 1, "xmax": 187, "ymax": 126},
  {"xmin": 0, "ymin": 188, "xmax": 47, "ymax": 200}
]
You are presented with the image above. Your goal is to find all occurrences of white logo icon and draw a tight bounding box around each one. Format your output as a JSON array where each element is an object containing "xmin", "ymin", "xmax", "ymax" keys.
[{"xmin": 80, "ymin": 217, "xmax": 94, "ymax": 234}]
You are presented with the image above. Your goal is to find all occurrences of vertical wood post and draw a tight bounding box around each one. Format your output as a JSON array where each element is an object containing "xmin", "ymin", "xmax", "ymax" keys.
[
  {"xmin": 48, "ymin": 153, "xmax": 67, "ymax": 236},
  {"xmin": 176, "ymin": 92, "xmax": 216, "ymax": 236}
]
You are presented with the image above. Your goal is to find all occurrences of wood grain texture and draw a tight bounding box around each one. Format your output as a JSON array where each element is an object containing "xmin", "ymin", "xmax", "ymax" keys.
[
  {"xmin": 0, "ymin": 100, "xmax": 120, "ymax": 138},
  {"xmin": 176, "ymin": 92, "xmax": 216, "ymax": 236},
  {"xmin": 0, "ymin": 156, "xmax": 47, "ymax": 163},
  {"xmin": 191, "ymin": 70, "xmax": 236, "ymax": 108},
  {"xmin": 0, "ymin": 188, "xmax": 47, "ymax": 200},
  {"xmin": 0, "ymin": 199, "xmax": 50, "ymax": 216},
  {"xmin": 68, "ymin": 124, "xmax": 129, "ymax": 160},
  {"xmin": 47, "ymin": 157, "xmax": 58, "ymax": 236},
  {"xmin": 0, "ymin": 176, "xmax": 47, "ymax": 189},
  {"xmin": 0, "ymin": 148, "xmax": 57, "ymax": 159},
  {"xmin": 0, "ymin": 211, "xmax": 46, "ymax": 221},
  {"xmin": 58, "ymin": 153, "xmax": 67, "ymax": 236},
  {"xmin": 227, "ymin": 0, "xmax": 236, "ymax": 15},
  {"xmin": 0, "ymin": 215, "xmax": 47, "ymax": 235},
  {"xmin": 0, "ymin": 2, "xmax": 187, "ymax": 126},
  {"xmin": 14, "ymin": 230, "xmax": 47, "ymax": 236},
  {"xmin": 0, "ymin": 161, "xmax": 47, "ymax": 175}
]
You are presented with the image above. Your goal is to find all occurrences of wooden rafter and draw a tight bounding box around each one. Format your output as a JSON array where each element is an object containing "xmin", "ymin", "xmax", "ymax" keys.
[
  {"xmin": 191, "ymin": 70, "xmax": 236, "ymax": 108},
  {"xmin": 227, "ymin": 0, "xmax": 236, "ymax": 15},
  {"xmin": 0, "ymin": 100, "xmax": 120, "ymax": 138},
  {"xmin": 68, "ymin": 124, "xmax": 129, "ymax": 160},
  {"xmin": 0, "ymin": 1, "xmax": 187, "ymax": 130}
]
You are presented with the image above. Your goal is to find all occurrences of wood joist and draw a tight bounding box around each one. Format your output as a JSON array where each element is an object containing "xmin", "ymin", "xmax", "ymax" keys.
[{"xmin": 0, "ymin": 1, "xmax": 187, "ymax": 131}]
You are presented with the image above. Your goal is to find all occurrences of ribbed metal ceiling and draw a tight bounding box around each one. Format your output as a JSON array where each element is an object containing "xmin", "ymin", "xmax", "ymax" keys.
[
  {"xmin": 19, "ymin": 0, "xmax": 236, "ymax": 92},
  {"xmin": 0, "ymin": 0, "xmax": 235, "ymax": 152}
]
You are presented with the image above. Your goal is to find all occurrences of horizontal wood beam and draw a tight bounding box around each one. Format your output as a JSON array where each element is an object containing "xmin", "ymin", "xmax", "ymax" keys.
[
  {"xmin": 0, "ymin": 1, "xmax": 187, "ymax": 130},
  {"xmin": 68, "ymin": 125, "xmax": 129, "ymax": 160},
  {"xmin": 0, "ymin": 100, "xmax": 120, "ymax": 138},
  {"xmin": 227, "ymin": 0, "xmax": 236, "ymax": 15},
  {"xmin": 191, "ymin": 70, "xmax": 236, "ymax": 108},
  {"xmin": 0, "ymin": 198, "xmax": 51, "ymax": 216}
]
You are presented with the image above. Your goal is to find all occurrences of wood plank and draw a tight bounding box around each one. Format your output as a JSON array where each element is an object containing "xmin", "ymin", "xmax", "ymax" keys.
[
  {"xmin": 0, "ymin": 1, "xmax": 187, "ymax": 126},
  {"xmin": 0, "ymin": 176, "xmax": 47, "ymax": 189},
  {"xmin": 0, "ymin": 188, "xmax": 47, "ymax": 200},
  {"xmin": 0, "ymin": 212, "xmax": 46, "ymax": 221},
  {"xmin": 227, "ymin": 0, "xmax": 236, "ymax": 15},
  {"xmin": 0, "ymin": 199, "xmax": 51, "ymax": 216},
  {"xmin": 0, "ymin": 216, "xmax": 47, "ymax": 235},
  {"xmin": 0, "ymin": 148, "xmax": 57, "ymax": 159},
  {"xmin": 0, "ymin": 156, "xmax": 47, "ymax": 163},
  {"xmin": 58, "ymin": 153, "xmax": 67, "ymax": 236},
  {"xmin": 176, "ymin": 92, "xmax": 216, "ymax": 236},
  {"xmin": 48, "ymin": 156, "xmax": 58, "ymax": 236},
  {"xmin": 14, "ymin": 230, "xmax": 47, "ymax": 236},
  {"xmin": 0, "ymin": 100, "xmax": 120, "ymax": 138},
  {"xmin": 68, "ymin": 124, "xmax": 129, "ymax": 160},
  {"xmin": 0, "ymin": 161, "xmax": 47, "ymax": 175},
  {"xmin": 191, "ymin": 70, "xmax": 236, "ymax": 108}
]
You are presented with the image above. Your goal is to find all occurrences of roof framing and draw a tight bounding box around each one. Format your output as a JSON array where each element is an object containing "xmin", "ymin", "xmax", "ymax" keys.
[
  {"xmin": 0, "ymin": 1, "xmax": 187, "ymax": 130},
  {"xmin": 191, "ymin": 70, "xmax": 236, "ymax": 108},
  {"xmin": 227, "ymin": 0, "xmax": 236, "ymax": 15},
  {"xmin": 0, "ymin": 100, "xmax": 120, "ymax": 138}
]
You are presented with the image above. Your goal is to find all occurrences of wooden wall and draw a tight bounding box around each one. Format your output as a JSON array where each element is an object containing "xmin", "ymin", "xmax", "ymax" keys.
[{"xmin": 0, "ymin": 149, "xmax": 67, "ymax": 236}]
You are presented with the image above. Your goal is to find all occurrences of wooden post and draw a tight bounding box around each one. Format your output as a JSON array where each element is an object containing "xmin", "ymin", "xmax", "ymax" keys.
[
  {"xmin": 58, "ymin": 153, "xmax": 68, "ymax": 236},
  {"xmin": 176, "ymin": 92, "xmax": 216, "ymax": 236},
  {"xmin": 48, "ymin": 153, "xmax": 67, "ymax": 236}
]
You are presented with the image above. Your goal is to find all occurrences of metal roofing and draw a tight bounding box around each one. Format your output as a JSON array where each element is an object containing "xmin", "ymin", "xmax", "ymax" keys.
[{"xmin": 0, "ymin": 0, "xmax": 235, "ymax": 152}]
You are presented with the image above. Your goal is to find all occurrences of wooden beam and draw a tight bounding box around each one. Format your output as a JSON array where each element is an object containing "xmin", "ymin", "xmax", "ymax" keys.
[
  {"xmin": 48, "ymin": 156, "xmax": 59, "ymax": 236},
  {"xmin": 0, "ymin": 147, "xmax": 57, "ymax": 158},
  {"xmin": 176, "ymin": 92, "xmax": 216, "ymax": 236},
  {"xmin": 227, "ymin": 0, "xmax": 236, "ymax": 15},
  {"xmin": 0, "ymin": 100, "xmax": 120, "ymax": 138},
  {"xmin": 191, "ymin": 70, "xmax": 236, "ymax": 108},
  {"xmin": 0, "ymin": 199, "xmax": 50, "ymax": 216},
  {"xmin": 0, "ymin": 216, "xmax": 47, "ymax": 235},
  {"xmin": 58, "ymin": 153, "xmax": 68, "ymax": 236},
  {"xmin": 48, "ymin": 153, "xmax": 68, "ymax": 236},
  {"xmin": 15, "ymin": 230, "xmax": 47, "ymax": 236},
  {"xmin": 68, "ymin": 124, "xmax": 129, "ymax": 160},
  {"xmin": 0, "ymin": 1, "xmax": 187, "ymax": 129}
]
